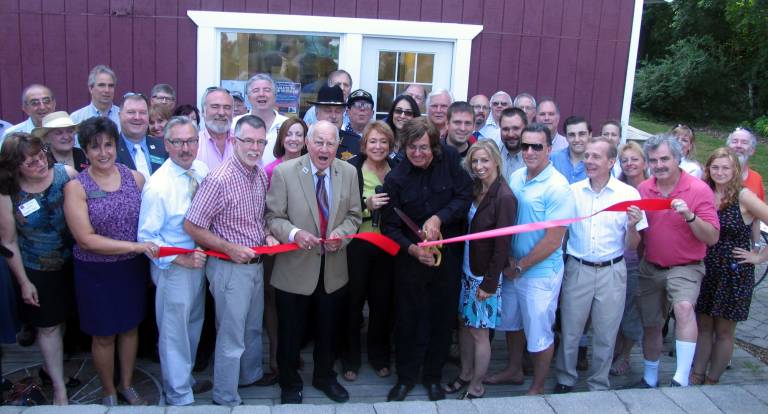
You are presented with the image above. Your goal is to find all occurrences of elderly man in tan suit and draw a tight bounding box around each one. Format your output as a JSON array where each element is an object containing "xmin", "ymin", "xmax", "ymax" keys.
[{"xmin": 266, "ymin": 120, "xmax": 362, "ymax": 405}]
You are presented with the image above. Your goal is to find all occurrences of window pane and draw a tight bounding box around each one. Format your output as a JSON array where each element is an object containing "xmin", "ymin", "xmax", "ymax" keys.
[
  {"xmin": 378, "ymin": 51, "xmax": 397, "ymax": 81},
  {"xmin": 416, "ymin": 54, "xmax": 435, "ymax": 83},
  {"xmin": 397, "ymin": 52, "xmax": 417, "ymax": 82},
  {"xmin": 219, "ymin": 32, "xmax": 340, "ymax": 117},
  {"xmin": 377, "ymin": 83, "xmax": 395, "ymax": 115}
]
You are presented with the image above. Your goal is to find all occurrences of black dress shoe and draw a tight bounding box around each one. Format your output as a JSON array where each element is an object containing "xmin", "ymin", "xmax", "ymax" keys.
[
  {"xmin": 280, "ymin": 389, "xmax": 303, "ymax": 404},
  {"xmin": 387, "ymin": 383, "xmax": 414, "ymax": 401},
  {"xmin": 553, "ymin": 383, "xmax": 573, "ymax": 394},
  {"xmin": 312, "ymin": 380, "xmax": 349, "ymax": 403},
  {"xmin": 424, "ymin": 382, "xmax": 446, "ymax": 401}
]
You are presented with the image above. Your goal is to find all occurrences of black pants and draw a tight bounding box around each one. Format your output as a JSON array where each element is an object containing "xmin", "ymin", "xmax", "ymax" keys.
[
  {"xmin": 341, "ymin": 239, "xmax": 394, "ymax": 372},
  {"xmin": 276, "ymin": 258, "xmax": 346, "ymax": 391},
  {"xmin": 394, "ymin": 246, "xmax": 461, "ymax": 385}
]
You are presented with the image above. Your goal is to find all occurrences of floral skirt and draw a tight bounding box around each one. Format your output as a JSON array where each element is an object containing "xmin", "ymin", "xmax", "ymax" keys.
[{"xmin": 459, "ymin": 273, "xmax": 502, "ymax": 329}]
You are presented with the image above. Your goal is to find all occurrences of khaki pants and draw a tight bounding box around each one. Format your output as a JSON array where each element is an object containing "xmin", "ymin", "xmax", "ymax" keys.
[{"xmin": 555, "ymin": 256, "xmax": 626, "ymax": 391}]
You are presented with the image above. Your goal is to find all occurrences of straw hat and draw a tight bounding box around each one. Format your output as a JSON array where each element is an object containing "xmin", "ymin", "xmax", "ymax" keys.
[{"xmin": 31, "ymin": 111, "xmax": 79, "ymax": 138}]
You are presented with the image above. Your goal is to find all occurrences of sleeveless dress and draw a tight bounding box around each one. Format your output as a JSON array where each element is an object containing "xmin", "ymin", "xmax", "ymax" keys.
[
  {"xmin": 11, "ymin": 164, "xmax": 74, "ymax": 327},
  {"xmin": 73, "ymin": 163, "xmax": 148, "ymax": 336},
  {"xmin": 696, "ymin": 200, "xmax": 754, "ymax": 321}
]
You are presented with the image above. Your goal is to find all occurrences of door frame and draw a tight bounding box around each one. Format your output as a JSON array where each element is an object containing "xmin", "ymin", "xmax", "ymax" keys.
[{"xmin": 188, "ymin": 11, "xmax": 482, "ymax": 110}]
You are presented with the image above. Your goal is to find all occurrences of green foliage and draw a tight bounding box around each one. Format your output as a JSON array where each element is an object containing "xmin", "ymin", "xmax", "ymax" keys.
[
  {"xmin": 634, "ymin": 0, "xmax": 768, "ymax": 125},
  {"xmin": 754, "ymin": 116, "xmax": 768, "ymax": 138}
]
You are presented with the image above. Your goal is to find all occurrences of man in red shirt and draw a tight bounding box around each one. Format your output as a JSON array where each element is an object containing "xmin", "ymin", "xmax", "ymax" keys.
[
  {"xmin": 727, "ymin": 127, "xmax": 764, "ymax": 200},
  {"xmin": 637, "ymin": 134, "xmax": 720, "ymax": 388}
]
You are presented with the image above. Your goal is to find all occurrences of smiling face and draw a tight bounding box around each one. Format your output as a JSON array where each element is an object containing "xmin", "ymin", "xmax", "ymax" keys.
[
  {"xmin": 22, "ymin": 86, "xmax": 56, "ymax": 126},
  {"xmin": 521, "ymin": 130, "xmax": 551, "ymax": 175},
  {"xmin": 601, "ymin": 124, "xmax": 621, "ymax": 147},
  {"xmin": 306, "ymin": 121, "xmax": 339, "ymax": 171},
  {"xmin": 247, "ymin": 79, "xmax": 276, "ymax": 112},
  {"xmin": 727, "ymin": 130, "xmax": 754, "ymax": 164},
  {"xmin": 536, "ymin": 101, "xmax": 560, "ymax": 136},
  {"xmin": 405, "ymin": 132, "xmax": 434, "ymax": 169},
  {"xmin": 490, "ymin": 94, "xmax": 511, "ymax": 122},
  {"xmin": 708, "ymin": 156, "xmax": 736, "ymax": 185},
  {"xmin": 515, "ymin": 96, "xmax": 536, "ymax": 124},
  {"xmin": 500, "ymin": 114, "xmax": 525, "ymax": 153},
  {"xmin": 282, "ymin": 122, "xmax": 305, "ymax": 158},
  {"xmin": 565, "ymin": 121, "xmax": 590, "ymax": 156},
  {"xmin": 119, "ymin": 98, "xmax": 149, "ymax": 140},
  {"xmin": 584, "ymin": 140, "xmax": 614, "ymax": 181},
  {"xmin": 469, "ymin": 95, "xmax": 489, "ymax": 128},
  {"xmin": 447, "ymin": 111, "xmax": 474, "ymax": 148},
  {"xmin": 364, "ymin": 128, "xmax": 391, "ymax": 163},
  {"xmin": 470, "ymin": 147, "xmax": 498, "ymax": 184},
  {"xmin": 620, "ymin": 148, "xmax": 646, "ymax": 180},
  {"xmin": 427, "ymin": 93, "xmax": 451, "ymax": 128},
  {"xmin": 148, "ymin": 114, "xmax": 168, "ymax": 138},
  {"xmin": 392, "ymin": 99, "xmax": 415, "ymax": 130},
  {"xmin": 84, "ymin": 133, "xmax": 117, "ymax": 172},
  {"xmin": 647, "ymin": 142, "xmax": 680, "ymax": 182},
  {"xmin": 45, "ymin": 127, "xmax": 76, "ymax": 153},
  {"xmin": 234, "ymin": 123, "xmax": 267, "ymax": 169},
  {"xmin": 203, "ymin": 91, "xmax": 234, "ymax": 135},
  {"xmin": 675, "ymin": 130, "xmax": 693, "ymax": 157},
  {"xmin": 165, "ymin": 123, "xmax": 199, "ymax": 170}
]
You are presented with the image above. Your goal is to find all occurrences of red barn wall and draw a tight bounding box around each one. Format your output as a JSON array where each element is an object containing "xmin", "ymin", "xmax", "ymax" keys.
[{"xmin": 0, "ymin": 0, "xmax": 635, "ymax": 128}]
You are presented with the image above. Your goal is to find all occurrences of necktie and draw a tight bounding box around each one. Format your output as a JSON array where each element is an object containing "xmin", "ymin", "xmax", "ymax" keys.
[
  {"xmin": 134, "ymin": 144, "xmax": 151, "ymax": 179},
  {"xmin": 185, "ymin": 169, "xmax": 199, "ymax": 200},
  {"xmin": 315, "ymin": 171, "xmax": 329, "ymax": 239}
]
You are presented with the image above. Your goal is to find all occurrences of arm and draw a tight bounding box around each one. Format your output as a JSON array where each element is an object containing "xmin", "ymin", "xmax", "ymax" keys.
[
  {"xmin": 671, "ymin": 198, "xmax": 719, "ymax": 246},
  {"xmin": 0, "ymin": 195, "xmax": 38, "ymax": 306},
  {"xmin": 515, "ymin": 226, "xmax": 568, "ymax": 272},
  {"xmin": 137, "ymin": 185, "xmax": 175, "ymax": 267},
  {"xmin": 427, "ymin": 155, "xmax": 473, "ymax": 238},
  {"xmin": 63, "ymin": 179, "xmax": 154, "ymax": 256},
  {"xmin": 182, "ymin": 219, "xmax": 253, "ymax": 264},
  {"xmin": 478, "ymin": 190, "xmax": 516, "ymax": 295},
  {"xmin": 624, "ymin": 205, "xmax": 644, "ymax": 250}
]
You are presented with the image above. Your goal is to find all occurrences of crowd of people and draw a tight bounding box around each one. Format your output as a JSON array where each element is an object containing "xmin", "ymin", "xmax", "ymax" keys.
[{"xmin": 0, "ymin": 63, "xmax": 766, "ymax": 407}]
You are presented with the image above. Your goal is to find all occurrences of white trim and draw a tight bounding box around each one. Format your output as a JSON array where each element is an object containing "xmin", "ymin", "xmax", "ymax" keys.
[
  {"xmin": 620, "ymin": 0, "xmax": 645, "ymax": 139},
  {"xmin": 187, "ymin": 10, "xmax": 482, "ymax": 109}
]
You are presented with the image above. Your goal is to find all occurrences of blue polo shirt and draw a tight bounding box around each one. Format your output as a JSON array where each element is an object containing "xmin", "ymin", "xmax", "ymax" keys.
[
  {"xmin": 508, "ymin": 162, "xmax": 575, "ymax": 278},
  {"xmin": 549, "ymin": 148, "xmax": 586, "ymax": 184}
]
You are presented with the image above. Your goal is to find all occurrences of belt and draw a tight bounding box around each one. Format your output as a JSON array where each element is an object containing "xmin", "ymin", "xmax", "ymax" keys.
[
  {"xmin": 246, "ymin": 256, "xmax": 263, "ymax": 264},
  {"xmin": 569, "ymin": 255, "xmax": 624, "ymax": 268},
  {"xmin": 648, "ymin": 260, "xmax": 701, "ymax": 271}
]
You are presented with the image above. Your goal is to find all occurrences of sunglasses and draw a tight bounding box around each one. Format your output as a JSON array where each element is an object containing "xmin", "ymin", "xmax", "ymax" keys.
[
  {"xmin": 123, "ymin": 92, "xmax": 147, "ymax": 100},
  {"xmin": 393, "ymin": 108, "xmax": 414, "ymax": 117},
  {"xmin": 521, "ymin": 142, "xmax": 545, "ymax": 152}
]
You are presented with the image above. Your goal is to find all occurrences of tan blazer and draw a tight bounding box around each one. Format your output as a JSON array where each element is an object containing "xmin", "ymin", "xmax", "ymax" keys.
[{"xmin": 266, "ymin": 154, "xmax": 362, "ymax": 295}]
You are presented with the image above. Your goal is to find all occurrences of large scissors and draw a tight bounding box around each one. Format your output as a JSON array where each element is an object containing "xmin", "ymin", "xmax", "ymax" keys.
[{"xmin": 393, "ymin": 207, "xmax": 442, "ymax": 267}]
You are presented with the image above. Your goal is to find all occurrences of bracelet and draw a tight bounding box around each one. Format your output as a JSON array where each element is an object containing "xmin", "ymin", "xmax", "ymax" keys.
[{"xmin": 685, "ymin": 214, "xmax": 697, "ymax": 223}]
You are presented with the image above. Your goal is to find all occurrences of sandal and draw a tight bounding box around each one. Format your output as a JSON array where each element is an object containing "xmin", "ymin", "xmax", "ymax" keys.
[
  {"xmin": 342, "ymin": 370, "xmax": 358, "ymax": 382},
  {"xmin": 375, "ymin": 367, "xmax": 391, "ymax": 378},
  {"xmin": 689, "ymin": 372, "xmax": 705, "ymax": 385},
  {"xmin": 443, "ymin": 376, "xmax": 470, "ymax": 394},
  {"xmin": 610, "ymin": 358, "xmax": 631, "ymax": 376},
  {"xmin": 458, "ymin": 389, "xmax": 485, "ymax": 399},
  {"xmin": 118, "ymin": 386, "xmax": 147, "ymax": 406},
  {"xmin": 704, "ymin": 376, "xmax": 719, "ymax": 385}
]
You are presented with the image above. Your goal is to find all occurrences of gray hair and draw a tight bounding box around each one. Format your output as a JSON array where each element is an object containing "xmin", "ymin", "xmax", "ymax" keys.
[
  {"xmin": 20, "ymin": 84, "xmax": 54, "ymax": 105},
  {"xmin": 726, "ymin": 127, "xmax": 757, "ymax": 150},
  {"xmin": 644, "ymin": 133, "xmax": 683, "ymax": 164},
  {"xmin": 87, "ymin": 65, "xmax": 116, "ymax": 88},
  {"xmin": 200, "ymin": 87, "xmax": 234, "ymax": 115},
  {"xmin": 490, "ymin": 91, "xmax": 512, "ymax": 103},
  {"xmin": 426, "ymin": 89, "xmax": 453, "ymax": 108},
  {"xmin": 327, "ymin": 70, "xmax": 352, "ymax": 87},
  {"xmin": 163, "ymin": 116, "xmax": 199, "ymax": 140},
  {"xmin": 307, "ymin": 121, "xmax": 340, "ymax": 143},
  {"xmin": 151, "ymin": 83, "xmax": 176, "ymax": 99},
  {"xmin": 245, "ymin": 73, "xmax": 276, "ymax": 94},
  {"xmin": 513, "ymin": 92, "xmax": 536, "ymax": 108},
  {"xmin": 234, "ymin": 114, "xmax": 267, "ymax": 137}
]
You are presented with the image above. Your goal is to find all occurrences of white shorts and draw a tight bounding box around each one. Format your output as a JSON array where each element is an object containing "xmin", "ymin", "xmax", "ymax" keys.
[{"xmin": 495, "ymin": 267, "xmax": 564, "ymax": 352}]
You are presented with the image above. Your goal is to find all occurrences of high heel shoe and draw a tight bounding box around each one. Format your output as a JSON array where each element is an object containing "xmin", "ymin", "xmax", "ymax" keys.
[{"xmin": 118, "ymin": 386, "xmax": 147, "ymax": 406}]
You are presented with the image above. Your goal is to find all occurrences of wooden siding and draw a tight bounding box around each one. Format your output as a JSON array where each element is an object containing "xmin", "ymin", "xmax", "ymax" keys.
[{"xmin": 0, "ymin": 0, "xmax": 635, "ymax": 130}]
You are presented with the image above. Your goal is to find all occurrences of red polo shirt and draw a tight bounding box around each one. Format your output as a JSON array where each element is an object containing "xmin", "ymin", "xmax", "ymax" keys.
[{"xmin": 639, "ymin": 170, "xmax": 719, "ymax": 267}]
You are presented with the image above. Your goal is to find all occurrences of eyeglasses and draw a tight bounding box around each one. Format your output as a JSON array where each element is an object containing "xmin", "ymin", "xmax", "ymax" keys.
[
  {"xmin": 393, "ymin": 108, "xmax": 414, "ymax": 117},
  {"xmin": 491, "ymin": 101, "xmax": 510, "ymax": 107},
  {"xmin": 236, "ymin": 136, "xmax": 268, "ymax": 147},
  {"xmin": 521, "ymin": 142, "xmax": 545, "ymax": 152},
  {"xmin": 22, "ymin": 149, "xmax": 48, "ymax": 168},
  {"xmin": 472, "ymin": 105, "xmax": 490, "ymax": 112},
  {"xmin": 351, "ymin": 101, "xmax": 373, "ymax": 110},
  {"xmin": 26, "ymin": 97, "xmax": 53, "ymax": 107},
  {"xmin": 166, "ymin": 138, "xmax": 199, "ymax": 148},
  {"xmin": 152, "ymin": 95, "xmax": 175, "ymax": 103},
  {"xmin": 406, "ymin": 144, "xmax": 430, "ymax": 153}
]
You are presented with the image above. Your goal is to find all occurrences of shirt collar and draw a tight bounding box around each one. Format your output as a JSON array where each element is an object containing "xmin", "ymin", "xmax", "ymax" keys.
[
  {"xmin": 526, "ymin": 162, "xmax": 554, "ymax": 183},
  {"xmin": 648, "ymin": 168, "xmax": 690, "ymax": 196}
]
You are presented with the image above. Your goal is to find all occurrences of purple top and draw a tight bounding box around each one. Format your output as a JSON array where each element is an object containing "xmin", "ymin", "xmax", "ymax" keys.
[{"xmin": 73, "ymin": 163, "xmax": 141, "ymax": 263}]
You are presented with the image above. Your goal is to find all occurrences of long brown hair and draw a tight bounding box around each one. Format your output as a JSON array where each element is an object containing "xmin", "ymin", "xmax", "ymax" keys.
[
  {"xmin": 0, "ymin": 132, "xmax": 51, "ymax": 195},
  {"xmin": 273, "ymin": 117, "xmax": 308, "ymax": 159},
  {"xmin": 703, "ymin": 147, "xmax": 742, "ymax": 210}
]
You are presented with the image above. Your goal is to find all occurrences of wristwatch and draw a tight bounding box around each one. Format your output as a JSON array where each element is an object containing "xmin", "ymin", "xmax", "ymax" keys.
[{"xmin": 514, "ymin": 264, "xmax": 523, "ymax": 275}]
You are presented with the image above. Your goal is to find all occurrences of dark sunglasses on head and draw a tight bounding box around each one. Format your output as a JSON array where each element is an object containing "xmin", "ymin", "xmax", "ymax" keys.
[
  {"xmin": 206, "ymin": 86, "xmax": 231, "ymax": 94},
  {"xmin": 521, "ymin": 142, "xmax": 545, "ymax": 152},
  {"xmin": 123, "ymin": 92, "xmax": 147, "ymax": 100}
]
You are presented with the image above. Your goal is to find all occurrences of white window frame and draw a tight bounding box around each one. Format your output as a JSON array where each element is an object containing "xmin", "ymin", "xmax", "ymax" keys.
[{"xmin": 187, "ymin": 11, "xmax": 482, "ymax": 110}]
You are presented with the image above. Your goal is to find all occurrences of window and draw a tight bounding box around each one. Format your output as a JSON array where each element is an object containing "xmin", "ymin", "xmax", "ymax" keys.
[{"xmin": 376, "ymin": 51, "xmax": 434, "ymax": 117}]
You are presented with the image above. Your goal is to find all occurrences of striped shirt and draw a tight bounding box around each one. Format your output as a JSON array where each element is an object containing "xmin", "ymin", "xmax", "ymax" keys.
[{"xmin": 185, "ymin": 154, "xmax": 269, "ymax": 246}]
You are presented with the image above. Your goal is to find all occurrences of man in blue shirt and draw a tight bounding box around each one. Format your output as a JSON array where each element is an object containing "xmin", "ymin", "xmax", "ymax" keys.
[
  {"xmin": 116, "ymin": 93, "xmax": 167, "ymax": 178},
  {"xmin": 1, "ymin": 84, "xmax": 57, "ymax": 142},
  {"xmin": 499, "ymin": 123, "xmax": 574, "ymax": 395},
  {"xmin": 70, "ymin": 65, "xmax": 121, "ymax": 130},
  {"xmin": 550, "ymin": 116, "xmax": 591, "ymax": 184}
]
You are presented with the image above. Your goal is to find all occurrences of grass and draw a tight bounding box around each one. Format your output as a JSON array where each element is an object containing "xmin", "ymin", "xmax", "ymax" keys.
[{"xmin": 629, "ymin": 112, "xmax": 768, "ymax": 188}]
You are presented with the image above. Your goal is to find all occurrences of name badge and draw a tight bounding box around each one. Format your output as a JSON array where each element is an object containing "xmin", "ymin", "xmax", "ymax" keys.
[
  {"xmin": 18, "ymin": 199, "xmax": 41, "ymax": 217},
  {"xmin": 149, "ymin": 155, "xmax": 165, "ymax": 165},
  {"xmin": 87, "ymin": 190, "xmax": 108, "ymax": 199}
]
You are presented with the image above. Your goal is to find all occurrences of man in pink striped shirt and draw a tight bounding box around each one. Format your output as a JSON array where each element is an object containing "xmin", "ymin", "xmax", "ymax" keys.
[{"xmin": 196, "ymin": 87, "xmax": 235, "ymax": 171}]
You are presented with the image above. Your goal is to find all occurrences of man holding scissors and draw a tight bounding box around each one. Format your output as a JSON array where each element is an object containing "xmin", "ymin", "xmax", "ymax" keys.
[{"xmin": 381, "ymin": 117, "xmax": 473, "ymax": 402}]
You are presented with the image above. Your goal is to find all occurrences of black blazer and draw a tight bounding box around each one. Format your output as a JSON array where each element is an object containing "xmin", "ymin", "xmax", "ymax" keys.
[
  {"xmin": 336, "ymin": 130, "xmax": 361, "ymax": 161},
  {"xmin": 116, "ymin": 135, "xmax": 168, "ymax": 174},
  {"xmin": 468, "ymin": 177, "xmax": 517, "ymax": 293}
]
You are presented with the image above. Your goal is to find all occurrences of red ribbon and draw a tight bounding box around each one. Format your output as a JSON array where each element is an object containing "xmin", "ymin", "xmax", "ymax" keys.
[
  {"xmin": 157, "ymin": 232, "xmax": 400, "ymax": 260},
  {"xmin": 418, "ymin": 198, "xmax": 672, "ymax": 248}
]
